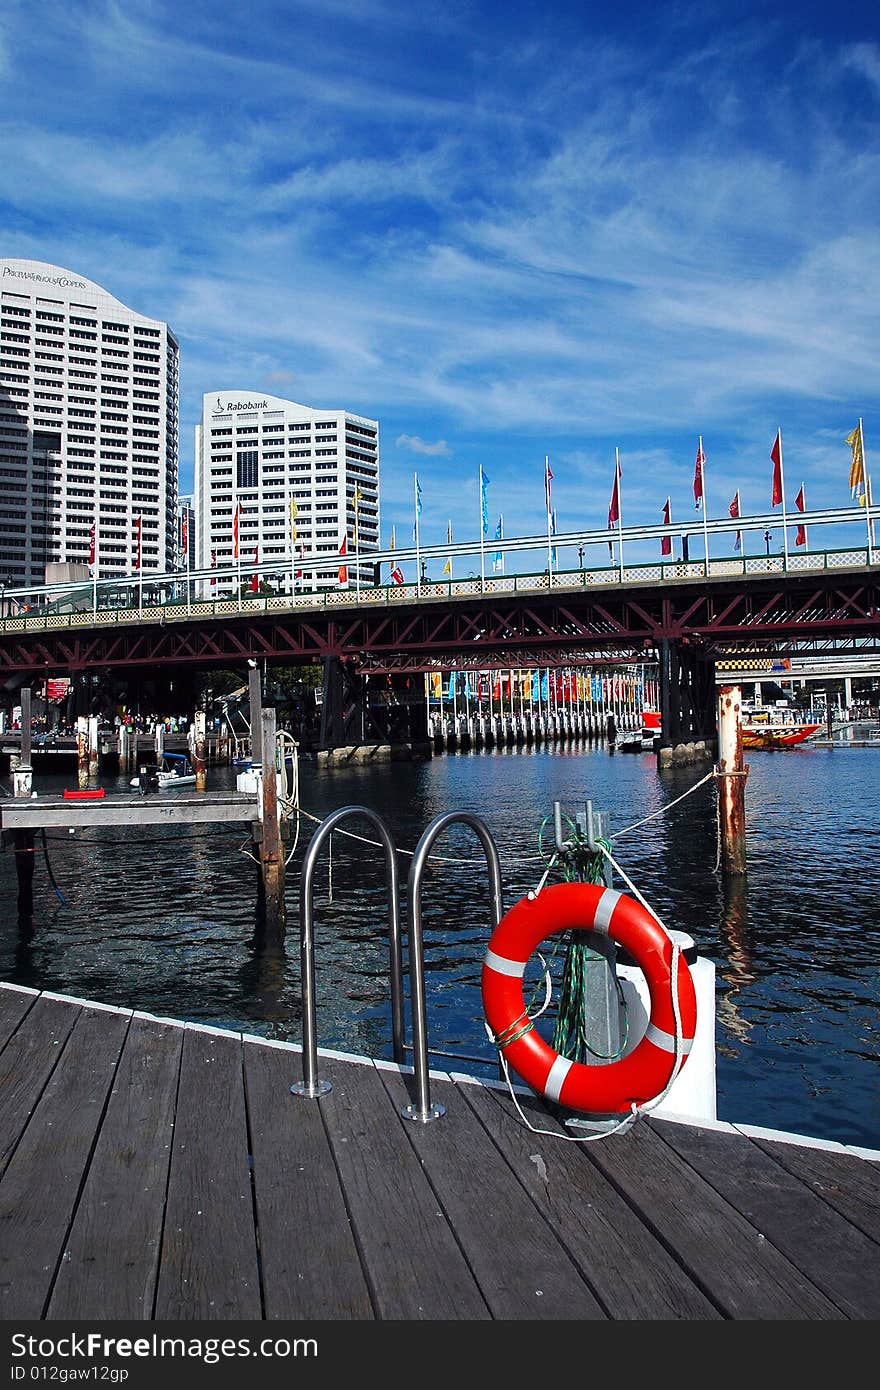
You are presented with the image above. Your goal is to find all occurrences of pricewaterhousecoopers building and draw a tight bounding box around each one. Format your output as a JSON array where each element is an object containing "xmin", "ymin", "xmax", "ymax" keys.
[{"xmin": 0, "ymin": 258, "xmax": 180, "ymax": 590}]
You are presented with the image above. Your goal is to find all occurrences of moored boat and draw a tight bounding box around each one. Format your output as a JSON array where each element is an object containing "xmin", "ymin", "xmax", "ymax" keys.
[
  {"xmin": 130, "ymin": 750, "xmax": 197, "ymax": 790},
  {"xmin": 740, "ymin": 704, "xmax": 822, "ymax": 749}
]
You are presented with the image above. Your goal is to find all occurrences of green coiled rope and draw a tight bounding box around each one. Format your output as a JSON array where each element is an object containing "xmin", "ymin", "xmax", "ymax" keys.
[{"xmin": 535, "ymin": 815, "xmax": 629, "ymax": 1065}]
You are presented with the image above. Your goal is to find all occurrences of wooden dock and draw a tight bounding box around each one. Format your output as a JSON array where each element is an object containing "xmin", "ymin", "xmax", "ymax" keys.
[{"xmin": 0, "ymin": 982, "xmax": 878, "ymax": 1323}]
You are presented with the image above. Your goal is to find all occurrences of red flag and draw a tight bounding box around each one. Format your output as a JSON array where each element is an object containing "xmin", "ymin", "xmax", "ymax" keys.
[
  {"xmin": 134, "ymin": 514, "xmax": 142, "ymax": 570},
  {"xmin": 181, "ymin": 511, "xmax": 189, "ymax": 559},
  {"xmin": 771, "ymin": 429, "xmax": 783, "ymax": 506},
  {"xmin": 233, "ymin": 501, "xmax": 241, "ymax": 559},
  {"xmin": 660, "ymin": 497, "xmax": 672, "ymax": 556},
  {"xmin": 544, "ymin": 459, "xmax": 553, "ymax": 513},
  {"xmin": 88, "ymin": 521, "xmax": 96, "ymax": 569},
  {"xmin": 693, "ymin": 438, "xmax": 704, "ymax": 509},
  {"xmin": 295, "ymin": 543, "xmax": 304, "ymax": 581},
  {"xmin": 390, "ymin": 563, "xmax": 404, "ymax": 585},
  {"xmin": 729, "ymin": 490, "xmax": 742, "ymax": 552},
  {"xmin": 210, "ymin": 549, "xmax": 217, "ymax": 587},
  {"xmin": 608, "ymin": 456, "xmax": 621, "ymax": 528},
  {"xmin": 338, "ymin": 532, "xmax": 348, "ymax": 585},
  {"xmin": 794, "ymin": 483, "xmax": 806, "ymax": 547},
  {"xmin": 250, "ymin": 544, "xmax": 259, "ymax": 592}
]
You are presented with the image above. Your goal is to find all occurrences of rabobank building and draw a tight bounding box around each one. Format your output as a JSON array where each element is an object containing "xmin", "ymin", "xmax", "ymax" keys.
[
  {"xmin": 194, "ymin": 390, "xmax": 379, "ymax": 595},
  {"xmin": 0, "ymin": 258, "xmax": 179, "ymax": 588}
]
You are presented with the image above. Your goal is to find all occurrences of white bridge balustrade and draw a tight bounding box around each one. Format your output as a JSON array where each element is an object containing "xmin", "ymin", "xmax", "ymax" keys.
[{"xmin": 0, "ymin": 525, "xmax": 876, "ymax": 637}]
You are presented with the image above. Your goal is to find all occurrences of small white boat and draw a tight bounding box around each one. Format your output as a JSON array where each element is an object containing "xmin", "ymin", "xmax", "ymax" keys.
[{"xmin": 130, "ymin": 751, "xmax": 197, "ymax": 790}]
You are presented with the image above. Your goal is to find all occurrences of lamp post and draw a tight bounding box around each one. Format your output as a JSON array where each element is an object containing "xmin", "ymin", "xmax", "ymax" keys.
[
  {"xmin": 578, "ymin": 544, "xmax": 585, "ymax": 569},
  {"xmin": 764, "ymin": 529, "xmax": 771, "ymax": 555}
]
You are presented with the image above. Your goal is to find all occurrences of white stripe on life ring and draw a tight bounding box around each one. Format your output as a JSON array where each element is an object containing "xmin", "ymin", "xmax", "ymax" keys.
[
  {"xmin": 544, "ymin": 1053, "xmax": 573, "ymax": 1103},
  {"xmin": 593, "ymin": 887, "xmax": 624, "ymax": 933},
  {"xmin": 483, "ymin": 947, "xmax": 526, "ymax": 978},
  {"xmin": 645, "ymin": 1021, "xmax": 694, "ymax": 1055}
]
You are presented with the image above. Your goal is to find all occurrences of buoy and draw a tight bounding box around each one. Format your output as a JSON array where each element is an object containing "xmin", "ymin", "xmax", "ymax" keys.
[{"xmin": 481, "ymin": 880, "xmax": 697, "ymax": 1114}]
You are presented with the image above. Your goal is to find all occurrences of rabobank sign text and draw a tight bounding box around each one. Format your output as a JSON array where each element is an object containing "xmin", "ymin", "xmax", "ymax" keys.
[{"xmin": 214, "ymin": 398, "xmax": 269, "ymax": 413}]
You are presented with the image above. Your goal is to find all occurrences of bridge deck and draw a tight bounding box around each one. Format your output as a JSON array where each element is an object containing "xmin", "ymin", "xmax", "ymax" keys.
[{"xmin": 0, "ymin": 984, "xmax": 878, "ymax": 1323}]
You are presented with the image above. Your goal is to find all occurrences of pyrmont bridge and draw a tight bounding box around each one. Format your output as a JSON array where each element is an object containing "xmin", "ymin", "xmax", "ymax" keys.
[{"xmin": 2, "ymin": 506, "xmax": 878, "ymax": 750}]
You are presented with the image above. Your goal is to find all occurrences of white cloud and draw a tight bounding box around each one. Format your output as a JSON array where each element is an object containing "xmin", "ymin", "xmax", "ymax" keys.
[{"xmin": 395, "ymin": 435, "xmax": 450, "ymax": 455}]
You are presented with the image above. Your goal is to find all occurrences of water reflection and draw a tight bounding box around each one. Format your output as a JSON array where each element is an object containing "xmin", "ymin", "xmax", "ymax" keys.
[{"xmin": 0, "ymin": 745, "xmax": 877, "ymax": 1149}]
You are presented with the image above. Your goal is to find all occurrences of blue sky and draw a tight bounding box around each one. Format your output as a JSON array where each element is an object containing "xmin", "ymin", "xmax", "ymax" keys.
[{"xmin": 2, "ymin": 0, "xmax": 879, "ymax": 568}]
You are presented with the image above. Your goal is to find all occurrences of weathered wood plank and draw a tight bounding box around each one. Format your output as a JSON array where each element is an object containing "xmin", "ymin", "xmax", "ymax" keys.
[
  {"xmin": 244, "ymin": 1041, "xmax": 374, "ymax": 1320},
  {"xmin": 585, "ymin": 1115, "xmax": 844, "ymax": 1318},
  {"xmin": 154, "ymin": 1028, "xmax": 261, "ymax": 1321},
  {"xmin": 319, "ymin": 1056, "xmax": 490, "ymax": 1319},
  {"xmin": 0, "ymin": 986, "xmax": 38, "ymax": 1048},
  {"xmin": 0, "ymin": 995, "xmax": 82, "ymax": 1177},
  {"xmin": 748, "ymin": 1136, "xmax": 880, "ymax": 1245},
  {"xmin": 0, "ymin": 1004, "xmax": 130, "ymax": 1318},
  {"xmin": 377, "ymin": 1065, "xmax": 608, "ymax": 1319},
  {"xmin": 655, "ymin": 1120, "xmax": 880, "ymax": 1318},
  {"xmin": 46, "ymin": 1015, "xmax": 184, "ymax": 1320},
  {"xmin": 457, "ymin": 1079, "xmax": 721, "ymax": 1319}
]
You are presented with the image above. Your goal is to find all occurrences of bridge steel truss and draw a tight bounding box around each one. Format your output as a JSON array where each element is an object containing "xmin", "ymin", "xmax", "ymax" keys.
[{"xmin": 2, "ymin": 566, "xmax": 879, "ymax": 747}]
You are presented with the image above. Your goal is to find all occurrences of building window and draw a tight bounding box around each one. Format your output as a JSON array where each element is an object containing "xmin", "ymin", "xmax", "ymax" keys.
[{"xmin": 237, "ymin": 452, "xmax": 259, "ymax": 489}]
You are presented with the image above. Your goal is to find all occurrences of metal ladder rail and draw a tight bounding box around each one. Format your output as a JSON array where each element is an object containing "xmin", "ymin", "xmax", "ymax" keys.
[
  {"xmin": 291, "ymin": 804, "xmax": 405, "ymax": 1099},
  {"xmin": 403, "ymin": 810, "xmax": 504, "ymax": 1124}
]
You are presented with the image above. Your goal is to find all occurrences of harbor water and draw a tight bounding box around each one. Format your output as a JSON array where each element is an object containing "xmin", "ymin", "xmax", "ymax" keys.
[{"xmin": 1, "ymin": 742, "xmax": 877, "ymax": 1152}]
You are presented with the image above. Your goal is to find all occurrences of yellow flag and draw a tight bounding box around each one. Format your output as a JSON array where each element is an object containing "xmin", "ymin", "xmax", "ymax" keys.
[
  {"xmin": 430, "ymin": 672, "xmax": 442, "ymax": 696},
  {"xmin": 443, "ymin": 557, "xmax": 452, "ymax": 576},
  {"xmin": 846, "ymin": 423, "xmax": 865, "ymax": 497}
]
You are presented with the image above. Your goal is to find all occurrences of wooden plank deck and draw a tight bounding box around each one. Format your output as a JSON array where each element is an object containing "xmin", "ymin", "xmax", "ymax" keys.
[{"xmin": 0, "ymin": 982, "xmax": 878, "ymax": 1323}]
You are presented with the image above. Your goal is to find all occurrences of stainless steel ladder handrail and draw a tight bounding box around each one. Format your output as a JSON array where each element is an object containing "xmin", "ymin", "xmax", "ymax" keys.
[
  {"xmin": 403, "ymin": 810, "xmax": 504, "ymax": 1123},
  {"xmin": 291, "ymin": 804, "xmax": 405, "ymax": 1099}
]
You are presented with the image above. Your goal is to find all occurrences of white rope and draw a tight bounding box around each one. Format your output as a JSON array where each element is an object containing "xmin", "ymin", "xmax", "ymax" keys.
[{"xmin": 609, "ymin": 769, "xmax": 715, "ymax": 839}]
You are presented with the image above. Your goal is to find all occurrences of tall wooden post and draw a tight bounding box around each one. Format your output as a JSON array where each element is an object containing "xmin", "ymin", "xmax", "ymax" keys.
[
  {"xmin": 13, "ymin": 687, "xmax": 35, "ymax": 921},
  {"xmin": 194, "ymin": 710, "xmax": 207, "ymax": 791},
  {"xmin": 76, "ymin": 714, "xmax": 89, "ymax": 789},
  {"xmin": 248, "ymin": 665, "xmax": 262, "ymax": 766},
  {"xmin": 88, "ymin": 714, "xmax": 99, "ymax": 780},
  {"xmin": 716, "ymin": 684, "xmax": 748, "ymax": 875},
  {"xmin": 257, "ymin": 705, "xmax": 285, "ymax": 935}
]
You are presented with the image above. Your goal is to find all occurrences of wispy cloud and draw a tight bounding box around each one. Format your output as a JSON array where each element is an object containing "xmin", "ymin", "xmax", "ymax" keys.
[
  {"xmin": 395, "ymin": 435, "xmax": 450, "ymax": 455},
  {"xmin": 1, "ymin": 0, "xmax": 878, "ymax": 545}
]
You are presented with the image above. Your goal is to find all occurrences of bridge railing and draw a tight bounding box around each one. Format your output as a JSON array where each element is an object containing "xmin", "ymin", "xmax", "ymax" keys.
[{"xmin": 0, "ymin": 544, "xmax": 874, "ymax": 636}]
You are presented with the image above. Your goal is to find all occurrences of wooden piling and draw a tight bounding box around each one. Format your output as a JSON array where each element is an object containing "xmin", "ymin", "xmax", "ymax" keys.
[
  {"xmin": 88, "ymin": 715, "xmax": 99, "ymax": 779},
  {"xmin": 193, "ymin": 710, "xmax": 207, "ymax": 792},
  {"xmin": 13, "ymin": 688, "xmax": 34, "ymax": 920},
  {"xmin": 257, "ymin": 706, "xmax": 285, "ymax": 935},
  {"xmin": 76, "ymin": 715, "xmax": 89, "ymax": 789},
  {"xmin": 716, "ymin": 684, "xmax": 749, "ymax": 875}
]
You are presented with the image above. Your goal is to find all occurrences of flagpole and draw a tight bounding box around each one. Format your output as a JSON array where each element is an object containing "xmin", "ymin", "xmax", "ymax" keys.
[
  {"xmin": 137, "ymin": 518, "xmax": 142, "ymax": 617},
  {"xmin": 616, "ymin": 448, "xmax": 624, "ymax": 582},
  {"xmin": 861, "ymin": 419, "xmax": 874, "ymax": 564},
  {"xmin": 778, "ymin": 427, "xmax": 790, "ymax": 568},
  {"xmin": 354, "ymin": 488, "xmax": 361, "ymax": 596},
  {"xmin": 235, "ymin": 493, "xmax": 241, "ymax": 600},
  {"xmin": 92, "ymin": 515, "xmax": 98, "ymax": 615},
  {"xmin": 414, "ymin": 473, "xmax": 422, "ymax": 596},
  {"xmin": 288, "ymin": 490, "xmax": 294, "ymax": 596},
  {"xmin": 545, "ymin": 456, "xmax": 553, "ymax": 576},
  {"xmin": 699, "ymin": 435, "xmax": 710, "ymax": 575}
]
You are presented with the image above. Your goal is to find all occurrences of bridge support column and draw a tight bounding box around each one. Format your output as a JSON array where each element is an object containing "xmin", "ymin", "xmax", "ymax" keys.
[
  {"xmin": 658, "ymin": 638, "xmax": 716, "ymax": 764},
  {"xmin": 317, "ymin": 658, "xmax": 431, "ymax": 764}
]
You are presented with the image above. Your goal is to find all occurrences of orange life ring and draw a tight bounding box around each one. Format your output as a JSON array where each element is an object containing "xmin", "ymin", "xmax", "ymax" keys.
[{"xmin": 481, "ymin": 880, "xmax": 697, "ymax": 1114}]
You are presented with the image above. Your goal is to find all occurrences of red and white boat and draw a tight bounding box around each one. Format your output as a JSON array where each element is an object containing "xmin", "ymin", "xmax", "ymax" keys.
[{"xmin": 740, "ymin": 705, "xmax": 822, "ymax": 749}]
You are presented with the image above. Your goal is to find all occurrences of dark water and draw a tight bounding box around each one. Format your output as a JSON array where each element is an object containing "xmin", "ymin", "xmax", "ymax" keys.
[{"xmin": 1, "ymin": 743, "xmax": 878, "ymax": 1152}]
